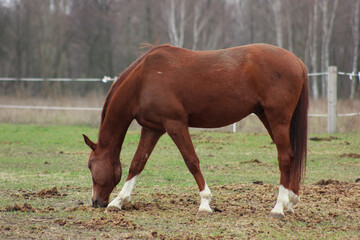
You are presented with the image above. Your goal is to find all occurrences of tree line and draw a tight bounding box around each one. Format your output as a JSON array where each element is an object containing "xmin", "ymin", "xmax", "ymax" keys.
[{"xmin": 0, "ymin": 0, "xmax": 359, "ymax": 98}]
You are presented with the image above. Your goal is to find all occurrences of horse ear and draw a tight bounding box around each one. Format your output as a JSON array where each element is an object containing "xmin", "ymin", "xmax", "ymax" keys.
[{"xmin": 83, "ymin": 134, "xmax": 97, "ymax": 151}]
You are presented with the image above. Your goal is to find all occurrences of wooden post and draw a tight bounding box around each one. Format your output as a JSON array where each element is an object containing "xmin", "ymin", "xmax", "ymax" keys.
[{"xmin": 327, "ymin": 66, "xmax": 337, "ymax": 133}]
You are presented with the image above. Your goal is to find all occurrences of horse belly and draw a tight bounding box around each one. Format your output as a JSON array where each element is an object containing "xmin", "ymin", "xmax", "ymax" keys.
[
  {"xmin": 186, "ymin": 96, "xmax": 257, "ymax": 128},
  {"xmin": 188, "ymin": 113, "xmax": 249, "ymax": 128}
]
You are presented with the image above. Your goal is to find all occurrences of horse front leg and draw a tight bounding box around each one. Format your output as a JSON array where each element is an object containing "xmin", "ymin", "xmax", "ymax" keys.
[
  {"xmin": 164, "ymin": 120, "xmax": 212, "ymax": 214},
  {"xmin": 107, "ymin": 127, "xmax": 164, "ymax": 211}
]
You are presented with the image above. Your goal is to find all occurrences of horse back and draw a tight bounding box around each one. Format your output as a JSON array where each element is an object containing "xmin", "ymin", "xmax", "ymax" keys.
[{"xmin": 133, "ymin": 44, "xmax": 306, "ymax": 128}]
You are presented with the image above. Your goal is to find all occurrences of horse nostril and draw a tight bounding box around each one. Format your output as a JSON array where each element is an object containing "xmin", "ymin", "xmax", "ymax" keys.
[{"xmin": 92, "ymin": 199, "xmax": 99, "ymax": 208}]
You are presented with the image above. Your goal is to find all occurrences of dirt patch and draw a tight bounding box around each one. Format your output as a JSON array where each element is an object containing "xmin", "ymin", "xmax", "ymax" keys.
[
  {"xmin": 310, "ymin": 136, "xmax": 340, "ymax": 141},
  {"xmin": 1, "ymin": 181, "xmax": 360, "ymax": 239},
  {"xmin": 340, "ymin": 153, "xmax": 360, "ymax": 159},
  {"xmin": 1, "ymin": 202, "xmax": 36, "ymax": 212},
  {"xmin": 315, "ymin": 179, "xmax": 340, "ymax": 185},
  {"xmin": 73, "ymin": 215, "xmax": 137, "ymax": 231},
  {"xmin": 21, "ymin": 186, "xmax": 64, "ymax": 199},
  {"xmin": 1, "ymin": 202, "xmax": 57, "ymax": 213},
  {"xmin": 242, "ymin": 159, "xmax": 264, "ymax": 165}
]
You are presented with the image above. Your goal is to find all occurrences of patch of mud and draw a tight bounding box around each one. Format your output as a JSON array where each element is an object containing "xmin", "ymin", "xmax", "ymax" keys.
[
  {"xmin": 72, "ymin": 215, "xmax": 137, "ymax": 231},
  {"xmin": 315, "ymin": 179, "xmax": 340, "ymax": 185},
  {"xmin": 1, "ymin": 202, "xmax": 36, "ymax": 212},
  {"xmin": 242, "ymin": 159, "xmax": 264, "ymax": 165},
  {"xmin": 20, "ymin": 186, "xmax": 65, "ymax": 199},
  {"xmin": 52, "ymin": 206, "xmax": 137, "ymax": 231},
  {"xmin": 1, "ymin": 180, "xmax": 359, "ymax": 239},
  {"xmin": 1, "ymin": 202, "xmax": 56, "ymax": 213},
  {"xmin": 310, "ymin": 136, "xmax": 340, "ymax": 141},
  {"xmin": 340, "ymin": 153, "xmax": 360, "ymax": 159}
]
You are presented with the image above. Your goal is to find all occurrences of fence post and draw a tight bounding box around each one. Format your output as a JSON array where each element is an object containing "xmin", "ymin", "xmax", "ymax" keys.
[{"xmin": 327, "ymin": 66, "xmax": 337, "ymax": 133}]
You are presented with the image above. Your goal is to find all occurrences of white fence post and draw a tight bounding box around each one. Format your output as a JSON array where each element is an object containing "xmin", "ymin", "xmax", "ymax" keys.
[{"xmin": 327, "ymin": 66, "xmax": 337, "ymax": 133}]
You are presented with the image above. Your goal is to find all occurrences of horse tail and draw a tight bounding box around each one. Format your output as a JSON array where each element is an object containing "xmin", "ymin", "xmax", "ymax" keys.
[{"xmin": 290, "ymin": 61, "xmax": 309, "ymax": 193}]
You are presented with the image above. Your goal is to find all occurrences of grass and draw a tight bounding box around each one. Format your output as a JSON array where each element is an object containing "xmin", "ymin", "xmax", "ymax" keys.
[{"xmin": 0, "ymin": 123, "xmax": 359, "ymax": 239}]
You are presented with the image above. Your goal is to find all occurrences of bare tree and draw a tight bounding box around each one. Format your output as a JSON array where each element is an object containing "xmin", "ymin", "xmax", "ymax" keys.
[
  {"xmin": 11, "ymin": 0, "xmax": 27, "ymax": 79},
  {"xmin": 311, "ymin": 0, "xmax": 320, "ymax": 99},
  {"xmin": 320, "ymin": 0, "xmax": 338, "ymax": 96},
  {"xmin": 163, "ymin": 0, "xmax": 186, "ymax": 47},
  {"xmin": 192, "ymin": 0, "xmax": 207, "ymax": 50},
  {"xmin": 350, "ymin": 0, "xmax": 360, "ymax": 99},
  {"xmin": 0, "ymin": 3, "xmax": 14, "ymax": 77},
  {"xmin": 285, "ymin": 0, "xmax": 293, "ymax": 52},
  {"xmin": 271, "ymin": 0, "xmax": 283, "ymax": 48},
  {"xmin": 231, "ymin": 0, "xmax": 248, "ymax": 45}
]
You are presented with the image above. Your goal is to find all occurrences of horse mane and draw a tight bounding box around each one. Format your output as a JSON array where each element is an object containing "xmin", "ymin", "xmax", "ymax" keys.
[
  {"xmin": 100, "ymin": 57, "xmax": 143, "ymax": 125},
  {"xmin": 100, "ymin": 44, "xmax": 168, "ymax": 125}
]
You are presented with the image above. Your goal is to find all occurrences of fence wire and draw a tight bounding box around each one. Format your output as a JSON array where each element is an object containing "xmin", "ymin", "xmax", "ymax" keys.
[{"xmin": 0, "ymin": 71, "xmax": 359, "ymax": 117}]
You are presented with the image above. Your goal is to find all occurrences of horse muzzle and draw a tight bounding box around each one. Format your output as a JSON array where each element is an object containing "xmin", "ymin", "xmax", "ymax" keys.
[{"xmin": 92, "ymin": 197, "xmax": 108, "ymax": 208}]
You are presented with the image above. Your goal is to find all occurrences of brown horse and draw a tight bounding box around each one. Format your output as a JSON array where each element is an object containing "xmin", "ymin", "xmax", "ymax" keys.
[{"xmin": 83, "ymin": 43, "xmax": 308, "ymax": 218}]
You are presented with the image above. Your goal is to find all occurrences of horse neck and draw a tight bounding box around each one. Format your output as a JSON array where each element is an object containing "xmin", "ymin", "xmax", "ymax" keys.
[
  {"xmin": 97, "ymin": 84, "xmax": 135, "ymax": 156},
  {"xmin": 97, "ymin": 118, "xmax": 131, "ymax": 157}
]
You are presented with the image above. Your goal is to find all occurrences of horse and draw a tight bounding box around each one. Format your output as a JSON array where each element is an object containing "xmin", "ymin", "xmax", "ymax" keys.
[{"xmin": 83, "ymin": 43, "xmax": 308, "ymax": 218}]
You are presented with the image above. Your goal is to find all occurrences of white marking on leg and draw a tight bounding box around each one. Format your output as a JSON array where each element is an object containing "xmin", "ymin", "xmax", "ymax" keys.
[
  {"xmin": 198, "ymin": 183, "xmax": 212, "ymax": 213},
  {"xmin": 107, "ymin": 175, "xmax": 138, "ymax": 210},
  {"xmin": 286, "ymin": 189, "xmax": 300, "ymax": 213},
  {"xmin": 271, "ymin": 185, "xmax": 288, "ymax": 216},
  {"xmin": 271, "ymin": 185, "xmax": 300, "ymax": 216},
  {"xmin": 91, "ymin": 186, "xmax": 94, "ymax": 204}
]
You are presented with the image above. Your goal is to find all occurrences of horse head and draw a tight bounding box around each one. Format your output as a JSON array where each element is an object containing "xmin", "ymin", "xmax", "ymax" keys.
[{"xmin": 83, "ymin": 134, "xmax": 122, "ymax": 208}]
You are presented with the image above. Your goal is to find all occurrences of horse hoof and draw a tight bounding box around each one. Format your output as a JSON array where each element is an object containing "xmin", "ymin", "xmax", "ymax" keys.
[
  {"xmin": 106, "ymin": 206, "xmax": 121, "ymax": 213},
  {"xmin": 269, "ymin": 212, "xmax": 285, "ymax": 219}
]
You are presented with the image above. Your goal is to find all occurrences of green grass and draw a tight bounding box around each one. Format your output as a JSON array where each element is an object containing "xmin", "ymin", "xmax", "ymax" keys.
[{"xmin": 0, "ymin": 123, "xmax": 359, "ymax": 239}]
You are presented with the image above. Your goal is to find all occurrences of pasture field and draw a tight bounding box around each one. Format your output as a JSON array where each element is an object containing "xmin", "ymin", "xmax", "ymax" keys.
[{"xmin": 0, "ymin": 123, "xmax": 359, "ymax": 239}]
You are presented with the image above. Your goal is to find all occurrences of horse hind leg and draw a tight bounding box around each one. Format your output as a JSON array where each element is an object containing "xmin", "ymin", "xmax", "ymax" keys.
[
  {"xmin": 257, "ymin": 113, "xmax": 294, "ymax": 217},
  {"xmin": 164, "ymin": 120, "xmax": 212, "ymax": 214},
  {"xmin": 107, "ymin": 127, "xmax": 164, "ymax": 211},
  {"xmin": 263, "ymin": 120, "xmax": 300, "ymax": 218}
]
